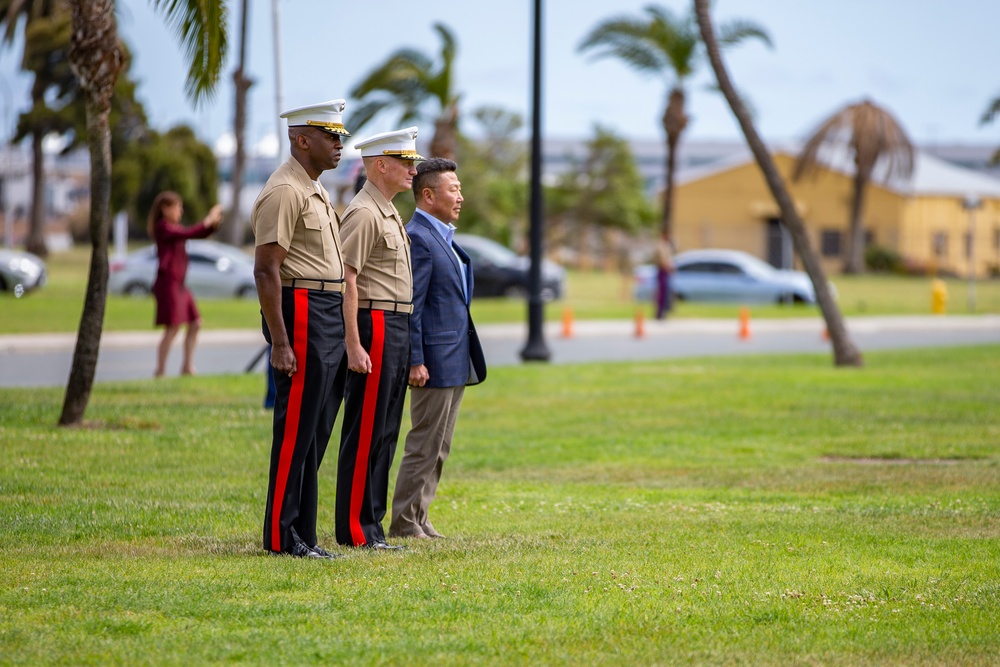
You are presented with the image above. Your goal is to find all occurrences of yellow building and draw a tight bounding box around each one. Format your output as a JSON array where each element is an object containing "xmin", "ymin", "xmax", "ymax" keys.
[{"xmin": 673, "ymin": 148, "xmax": 1000, "ymax": 278}]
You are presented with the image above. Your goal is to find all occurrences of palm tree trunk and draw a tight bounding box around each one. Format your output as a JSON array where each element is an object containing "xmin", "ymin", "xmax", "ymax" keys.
[
  {"xmin": 694, "ymin": 0, "xmax": 862, "ymax": 367},
  {"xmin": 661, "ymin": 87, "xmax": 687, "ymax": 237},
  {"xmin": 429, "ymin": 104, "xmax": 459, "ymax": 161},
  {"xmin": 60, "ymin": 0, "xmax": 123, "ymax": 426},
  {"xmin": 226, "ymin": 0, "xmax": 251, "ymax": 246},
  {"xmin": 844, "ymin": 169, "xmax": 868, "ymax": 274},
  {"xmin": 26, "ymin": 128, "xmax": 48, "ymax": 257}
]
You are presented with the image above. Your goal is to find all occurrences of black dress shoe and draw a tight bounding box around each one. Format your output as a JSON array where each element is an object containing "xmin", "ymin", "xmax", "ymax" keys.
[
  {"xmin": 366, "ymin": 541, "xmax": 406, "ymax": 551},
  {"xmin": 289, "ymin": 541, "xmax": 330, "ymax": 558},
  {"xmin": 266, "ymin": 542, "xmax": 328, "ymax": 559},
  {"xmin": 309, "ymin": 544, "xmax": 345, "ymax": 559}
]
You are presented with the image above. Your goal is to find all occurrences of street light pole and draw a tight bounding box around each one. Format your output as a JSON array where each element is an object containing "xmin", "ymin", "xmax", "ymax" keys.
[
  {"xmin": 271, "ymin": 0, "xmax": 285, "ymax": 163},
  {"xmin": 962, "ymin": 193, "xmax": 981, "ymax": 313},
  {"xmin": 520, "ymin": 0, "xmax": 551, "ymax": 362}
]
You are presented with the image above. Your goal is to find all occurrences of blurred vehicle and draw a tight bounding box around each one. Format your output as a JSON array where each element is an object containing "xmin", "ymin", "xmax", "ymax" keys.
[
  {"xmin": 455, "ymin": 233, "xmax": 565, "ymax": 300},
  {"xmin": 0, "ymin": 248, "xmax": 47, "ymax": 295},
  {"xmin": 634, "ymin": 249, "xmax": 824, "ymax": 304},
  {"xmin": 109, "ymin": 239, "xmax": 257, "ymax": 299}
]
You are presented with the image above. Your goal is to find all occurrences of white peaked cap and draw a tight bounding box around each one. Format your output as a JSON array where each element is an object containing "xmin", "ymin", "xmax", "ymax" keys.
[
  {"xmin": 280, "ymin": 99, "xmax": 350, "ymax": 136},
  {"xmin": 355, "ymin": 126, "xmax": 425, "ymax": 160}
]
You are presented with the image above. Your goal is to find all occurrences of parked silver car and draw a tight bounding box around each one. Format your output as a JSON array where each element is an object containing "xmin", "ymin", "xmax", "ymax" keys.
[
  {"xmin": 635, "ymin": 249, "xmax": 823, "ymax": 304},
  {"xmin": 0, "ymin": 248, "xmax": 47, "ymax": 296},
  {"xmin": 109, "ymin": 239, "xmax": 257, "ymax": 299}
]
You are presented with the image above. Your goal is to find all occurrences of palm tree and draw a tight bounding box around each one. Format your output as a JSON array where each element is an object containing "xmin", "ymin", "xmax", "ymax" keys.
[
  {"xmin": 225, "ymin": 0, "xmax": 252, "ymax": 245},
  {"xmin": 60, "ymin": 0, "xmax": 227, "ymax": 426},
  {"xmin": 793, "ymin": 100, "xmax": 914, "ymax": 274},
  {"xmin": 693, "ymin": 0, "xmax": 861, "ymax": 368},
  {"xmin": 349, "ymin": 23, "xmax": 460, "ymax": 160},
  {"xmin": 1, "ymin": 0, "xmax": 75, "ymax": 258},
  {"xmin": 579, "ymin": 5, "xmax": 770, "ymax": 236}
]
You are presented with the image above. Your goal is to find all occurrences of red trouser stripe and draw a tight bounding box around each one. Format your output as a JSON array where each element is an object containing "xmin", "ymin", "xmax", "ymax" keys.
[
  {"xmin": 270, "ymin": 288, "xmax": 310, "ymax": 551},
  {"xmin": 349, "ymin": 309, "xmax": 385, "ymax": 546}
]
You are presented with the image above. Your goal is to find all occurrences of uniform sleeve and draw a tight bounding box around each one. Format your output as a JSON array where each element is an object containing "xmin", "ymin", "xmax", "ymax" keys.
[
  {"xmin": 251, "ymin": 184, "xmax": 300, "ymax": 250},
  {"xmin": 340, "ymin": 205, "xmax": 379, "ymax": 272}
]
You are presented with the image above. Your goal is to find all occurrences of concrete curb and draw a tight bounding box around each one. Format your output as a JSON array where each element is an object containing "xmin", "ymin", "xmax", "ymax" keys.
[{"xmin": 1, "ymin": 315, "xmax": 997, "ymax": 352}]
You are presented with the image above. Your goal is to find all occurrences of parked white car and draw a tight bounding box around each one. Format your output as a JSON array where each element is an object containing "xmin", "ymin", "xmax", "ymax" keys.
[
  {"xmin": 0, "ymin": 248, "xmax": 47, "ymax": 296},
  {"xmin": 109, "ymin": 240, "xmax": 257, "ymax": 299},
  {"xmin": 635, "ymin": 249, "xmax": 826, "ymax": 304}
]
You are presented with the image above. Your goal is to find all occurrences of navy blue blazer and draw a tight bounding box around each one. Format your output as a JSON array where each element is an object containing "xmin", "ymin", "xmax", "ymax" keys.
[{"xmin": 407, "ymin": 211, "xmax": 486, "ymax": 387}]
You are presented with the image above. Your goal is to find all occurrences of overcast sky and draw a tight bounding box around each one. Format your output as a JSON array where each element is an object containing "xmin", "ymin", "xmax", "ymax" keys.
[{"xmin": 1, "ymin": 0, "xmax": 998, "ymax": 156}]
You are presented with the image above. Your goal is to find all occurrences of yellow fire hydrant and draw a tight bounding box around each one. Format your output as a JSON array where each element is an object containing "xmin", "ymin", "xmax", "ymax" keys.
[{"xmin": 931, "ymin": 278, "xmax": 948, "ymax": 314}]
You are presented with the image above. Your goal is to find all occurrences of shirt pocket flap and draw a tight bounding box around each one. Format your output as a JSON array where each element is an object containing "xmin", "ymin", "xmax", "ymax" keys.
[
  {"xmin": 383, "ymin": 232, "xmax": 400, "ymax": 250},
  {"xmin": 425, "ymin": 330, "xmax": 459, "ymax": 345},
  {"xmin": 302, "ymin": 205, "xmax": 328, "ymax": 231}
]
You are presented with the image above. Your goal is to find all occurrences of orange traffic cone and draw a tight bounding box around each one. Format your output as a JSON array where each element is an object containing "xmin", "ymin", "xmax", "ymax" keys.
[
  {"xmin": 561, "ymin": 306, "xmax": 574, "ymax": 338},
  {"xmin": 635, "ymin": 308, "xmax": 646, "ymax": 338},
  {"xmin": 738, "ymin": 307, "xmax": 751, "ymax": 341}
]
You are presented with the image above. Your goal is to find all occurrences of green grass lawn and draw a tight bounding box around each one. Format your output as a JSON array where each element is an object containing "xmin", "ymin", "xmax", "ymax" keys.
[
  {"xmin": 2, "ymin": 346, "xmax": 998, "ymax": 665},
  {"xmin": 2, "ymin": 245, "xmax": 998, "ymax": 334}
]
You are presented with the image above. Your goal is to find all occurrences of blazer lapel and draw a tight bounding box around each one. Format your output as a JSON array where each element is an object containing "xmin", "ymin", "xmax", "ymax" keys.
[
  {"xmin": 413, "ymin": 211, "xmax": 464, "ymax": 286},
  {"xmin": 453, "ymin": 242, "xmax": 473, "ymax": 305}
]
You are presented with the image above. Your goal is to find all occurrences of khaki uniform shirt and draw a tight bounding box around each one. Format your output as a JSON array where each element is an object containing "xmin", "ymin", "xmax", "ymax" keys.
[
  {"xmin": 250, "ymin": 157, "xmax": 345, "ymax": 281},
  {"xmin": 340, "ymin": 180, "xmax": 413, "ymax": 303}
]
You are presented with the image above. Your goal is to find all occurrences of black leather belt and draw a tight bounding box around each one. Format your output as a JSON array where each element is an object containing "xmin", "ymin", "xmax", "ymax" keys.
[
  {"xmin": 358, "ymin": 299, "xmax": 414, "ymax": 314},
  {"xmin": 281, "ymin": 278, "xmax": 345, "ymax": 293}
]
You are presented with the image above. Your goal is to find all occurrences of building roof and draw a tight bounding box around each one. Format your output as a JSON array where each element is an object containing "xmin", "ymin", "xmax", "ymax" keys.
[{"xmin": 675, "ymin": 141, "xmax": 1000, "ymax": 200}]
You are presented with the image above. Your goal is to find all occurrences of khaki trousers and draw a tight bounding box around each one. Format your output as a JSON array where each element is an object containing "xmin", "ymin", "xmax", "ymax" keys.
[{"xmin": 390, "ymin": 385, "xmax": 465, "ymax": 537}]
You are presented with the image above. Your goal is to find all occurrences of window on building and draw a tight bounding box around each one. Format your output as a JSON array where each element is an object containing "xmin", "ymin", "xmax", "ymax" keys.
[
  {"xmin": 932, "ymin": 232, "xmax": 948, "ymax": 258},
  {"xmin": 820, "ymin": 230, "xmax": 842, "ymax": 257}
]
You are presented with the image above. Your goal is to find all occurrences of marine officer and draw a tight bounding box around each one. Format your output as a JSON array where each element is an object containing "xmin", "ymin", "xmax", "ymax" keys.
[
  {"xmin": 336, "ymin": 127, "xmax": 423, "ymax": 549},
  {"xmin": 252, "ymin": 99, "xmax": 350, "ymax": 559}
]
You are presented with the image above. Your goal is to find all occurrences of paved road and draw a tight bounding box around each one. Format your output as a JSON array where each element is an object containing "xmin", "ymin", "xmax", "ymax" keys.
[{"xmin": 0, "ymin": 315, "xmax": 997, "ymax": 388}]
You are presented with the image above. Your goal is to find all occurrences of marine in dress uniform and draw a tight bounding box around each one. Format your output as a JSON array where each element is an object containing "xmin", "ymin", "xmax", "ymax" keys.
[
  {"xmin": 252, "ymin": 99, "xmax": 351, "ymax": 560},
  {"xmin": 336, "ymin": 127, "xmax": 423, "ymax": 549}
]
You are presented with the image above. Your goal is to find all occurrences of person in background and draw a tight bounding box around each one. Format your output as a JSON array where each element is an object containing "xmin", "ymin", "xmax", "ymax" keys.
[
  {"xmin": 148, "ymin": 191, "xmax": 223, "ymax": 377},
  {"xmin": 336, "ymin": 127, "xmax": 422, "ymax": 550},
  {"xmin": 389, "ymin": 157, "xmax": 486, "ymax": 541},
  {"xmin": 654, "ymin": 229, "xmax": 676, "ymax": 320}
]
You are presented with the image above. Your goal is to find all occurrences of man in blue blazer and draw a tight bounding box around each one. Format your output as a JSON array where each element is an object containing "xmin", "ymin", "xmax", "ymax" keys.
[{"xmin": 389, "ymin": 157, "xmax": 486, "ymax": 540}]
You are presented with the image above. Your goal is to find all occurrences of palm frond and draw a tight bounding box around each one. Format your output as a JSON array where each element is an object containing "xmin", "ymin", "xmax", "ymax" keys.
[
  {"xmin": 149, "ymin": 0, "xmax": 228, "ymax": 105},
  {"xmin": 432, "ymin": 22, "xmax": 457, "ymax": 66},
  {"xmin": 578, "ymin": 17, "xmax": 665, "ymax": 74},
  {"xmin": 346, "ymin": 99, "xmax": 389, "ymax": 135},
  {"xmin": 980, "ymin": 93, "xmax": 1000, "ymax": 125},
  {"xmin": 794, "ymin": 100, "xmax": 914, "ymax": 183},
  {"xmin": 431, "ymin": 23, "xmax": 457, "ymax": 110},
  {"xmin": 716, "ymin": 19, "xmax": 772, "ymax": 49},
  {"xmin": 351, "ymin": 51, "xmax": 432, "ymax": 98},
  {"xmin": 349, "ymin": 22, "xmax": 461, "ymax": 134}
]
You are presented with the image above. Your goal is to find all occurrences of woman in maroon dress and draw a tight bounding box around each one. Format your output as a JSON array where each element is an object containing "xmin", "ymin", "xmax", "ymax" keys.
[{"xmin": 148, "ymin": 191, "xmax": 223, "ymax": 377}]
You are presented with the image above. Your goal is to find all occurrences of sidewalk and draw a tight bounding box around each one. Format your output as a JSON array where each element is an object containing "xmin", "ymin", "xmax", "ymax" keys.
[
  {"xmin": 1, "ymin": 315, "xmax": 998, "ymax": 388},
  {"xmin": 2, "ymin": 314, "xmax": 997, "ymax": 353}
]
